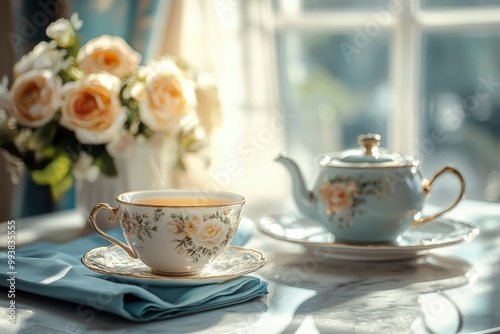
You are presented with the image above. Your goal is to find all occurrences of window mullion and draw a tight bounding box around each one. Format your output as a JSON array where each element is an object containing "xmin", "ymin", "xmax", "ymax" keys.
[
  {"xmin": 389, "ymin": 0, "xmax": 421, "ymax": 155},
  {"xmin": 417, "ymin": 8, "xmax": 500, "ymax": 30},
  {"xmin": 274, "ymin": 11, "xmax": 396, "ymax": 32}
]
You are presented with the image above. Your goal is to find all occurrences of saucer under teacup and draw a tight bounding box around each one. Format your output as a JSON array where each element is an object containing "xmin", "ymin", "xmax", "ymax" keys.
[
  {"xmin": 81, "ymin": 244, "xmax": 267, "ymax": 286},
  {"xmin": 257, "ymin": 213, "xmax": 479, "ymax": 261}
]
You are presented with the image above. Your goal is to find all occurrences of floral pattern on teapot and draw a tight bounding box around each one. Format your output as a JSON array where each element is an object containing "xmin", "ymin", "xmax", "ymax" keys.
[{"xmin": 319, "ymin": 175, "xmax": 393, "ymax": 227}]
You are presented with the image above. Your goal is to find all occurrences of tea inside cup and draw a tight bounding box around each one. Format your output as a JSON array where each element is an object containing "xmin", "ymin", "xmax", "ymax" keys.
[{"xmin": 89, "ymin": 189, "xmax": 246, "ymax": 275}]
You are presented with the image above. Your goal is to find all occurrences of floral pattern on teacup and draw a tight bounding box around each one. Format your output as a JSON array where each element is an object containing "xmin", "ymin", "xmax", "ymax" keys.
[
  {"xmin": 168, "ymin": 210, "xmax": 238, "ymax": 263},
  {"xmin": 122, "ymin": 208, "xmax": 163, "ymax": 241},
  {"xmin": 120, "ymin": 207, "xmax": 238, "ymax": 263},
  {"xmin": 320, "ymin": 175, "xmax": 392, "ymax": 227}
]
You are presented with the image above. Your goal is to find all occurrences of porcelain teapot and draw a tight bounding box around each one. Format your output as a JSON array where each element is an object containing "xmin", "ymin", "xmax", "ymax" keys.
[{"xmin": 276, "ymin": 134, "xmax": 465, "ymax": 243}]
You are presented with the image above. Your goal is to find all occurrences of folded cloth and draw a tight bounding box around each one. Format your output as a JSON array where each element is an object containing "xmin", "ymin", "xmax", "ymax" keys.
[{"xmin": 0, "ymin": 218, "xmax": 268, "ymax": 322}]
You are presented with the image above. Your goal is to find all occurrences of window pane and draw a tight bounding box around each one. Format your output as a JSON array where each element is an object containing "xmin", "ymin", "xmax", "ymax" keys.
[
  {"xmin": 421, "ymin": 0, "xmax": 500, "ymax": 9},
  {"xmin": 276, "ymin": 32, "xmax": 390, "ymax": 179},
  {"xmin": 421, "ymin": 31, "xmax": 500, "ymax": 203},
  {"xmin": 273, "ymin": 0, "xmax": 392, "ymax": 12}
]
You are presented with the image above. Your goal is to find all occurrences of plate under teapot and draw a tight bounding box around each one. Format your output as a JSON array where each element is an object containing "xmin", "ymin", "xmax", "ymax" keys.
[{"xmin": 257, "ymin": 213, "xmax": 479, "ymax": 261}]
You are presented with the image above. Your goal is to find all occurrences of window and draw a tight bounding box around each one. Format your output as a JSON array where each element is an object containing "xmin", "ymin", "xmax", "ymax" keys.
[{"xmin": 272, "ymin": 0, "xmax": 500, "ymax": 204}]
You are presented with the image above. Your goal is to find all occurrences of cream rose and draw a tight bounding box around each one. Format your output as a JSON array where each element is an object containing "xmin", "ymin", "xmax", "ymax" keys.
[
  {"xmin": 191, "ymin": 218, "xmax": 229, "ymax": 249},
  {"xmin": 13, "ymin": 42, "xmax": 68, "ymax": 78},
  {"xmin": 167, "ymin": 219, "xmax": 185, "ymax": 235},
  {"xmin": 9, "ymin": 69, "xmax": 62, "ymax": 127},
  {"xmin": 46, "ymin": 16, "xmax": 76, "ymax": 48},
  {"xmin": 77, "ymin": 35, "xmax": 141, "ymax": 78},
  {"xmin": 61, "ymin": 73, "xmax": 125, "ymax": 144},
  {"xmin": 73, "ymin": 152, "xmax": 99, "ymax": 182},
  {"xmin": 139, "ymin": 59, "xmax": 197, "ymax": 133}
]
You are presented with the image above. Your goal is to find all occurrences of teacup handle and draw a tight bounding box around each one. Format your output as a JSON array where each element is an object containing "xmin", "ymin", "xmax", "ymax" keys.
[
  {"xmin": 88, "ymin": 203, "xmax": 138, "ymax": 259},
  {"xmin": 413, "ymin": 166, "xmax": 465, "ymax": 226}
]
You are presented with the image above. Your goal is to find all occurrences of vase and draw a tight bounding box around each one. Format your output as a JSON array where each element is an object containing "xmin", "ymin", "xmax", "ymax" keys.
[{"xmin": 77, "ymin": 134, "xmax": 178, "ymax": 230}]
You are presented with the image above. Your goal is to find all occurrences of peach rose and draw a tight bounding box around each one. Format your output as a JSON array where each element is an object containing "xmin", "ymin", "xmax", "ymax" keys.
[
  {"xmin": 9, "ymin": 69, "xmax": 62, "ymax": 127},
  {"xmin": 61, "ymin": 73, "xmax": 125, "ymax": 144},
  {"xmin": 320, "ymin": 180, "xmax": 357, "ymax": 215},
  {"xmin": 77, "ymin": 35, "xmax": 141, "ymax": 78},
  {"xmin": 191, "ymin": 218, "xmax": 229, "ymax": 249},
  {"xmin": 139, "ymin": 59, "xmax": 196, "ymax": 133}
]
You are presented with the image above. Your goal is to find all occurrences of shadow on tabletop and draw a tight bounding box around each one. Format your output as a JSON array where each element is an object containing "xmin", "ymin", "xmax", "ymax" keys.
[{"xmin": 258, "ymin": 249, "xmax": 472, "ymax": 333}]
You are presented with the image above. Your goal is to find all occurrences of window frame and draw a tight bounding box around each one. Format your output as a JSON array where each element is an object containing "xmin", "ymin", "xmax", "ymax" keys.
[{"xmin": 271, "ymin": 0, "xmax": 500, "ymax": 155}]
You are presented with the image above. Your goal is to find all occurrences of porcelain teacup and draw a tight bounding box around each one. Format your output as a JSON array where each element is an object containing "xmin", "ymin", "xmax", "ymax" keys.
[{"xmin": 88, "ymin": 189, "xmax": 245, "ymax": 275}]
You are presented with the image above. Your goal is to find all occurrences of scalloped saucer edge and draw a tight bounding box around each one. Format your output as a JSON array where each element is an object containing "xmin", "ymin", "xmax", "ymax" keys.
[{"xmin": 82, "ymin": 245, "xmax": 267, "ymax": 286}]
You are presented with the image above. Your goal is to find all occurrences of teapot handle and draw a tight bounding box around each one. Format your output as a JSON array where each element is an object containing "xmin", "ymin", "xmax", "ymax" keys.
[{"xmin": 413, "ymin": 166, "xmax": 465, "ymax": 226}]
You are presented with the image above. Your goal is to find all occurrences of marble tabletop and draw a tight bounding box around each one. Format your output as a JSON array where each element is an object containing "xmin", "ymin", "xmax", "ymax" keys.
[{"xmin": 1, "ymin": 200, "xmax": 500, "ymax": 334}]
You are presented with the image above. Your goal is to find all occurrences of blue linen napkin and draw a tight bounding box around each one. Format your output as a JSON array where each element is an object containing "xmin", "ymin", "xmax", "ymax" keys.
[{"xmin": 0, "ymin": 219, "xmax": 268, "ymax": 322}]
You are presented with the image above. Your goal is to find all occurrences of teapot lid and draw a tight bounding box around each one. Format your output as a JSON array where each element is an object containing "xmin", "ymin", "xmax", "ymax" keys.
[{"xmin": 317, "ymin": 134, "xmax": 415, "ymax": 168}]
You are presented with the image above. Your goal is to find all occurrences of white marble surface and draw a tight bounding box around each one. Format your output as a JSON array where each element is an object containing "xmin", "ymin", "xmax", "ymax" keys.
[{"xmin": 1, "ymin": 200, "xmax": 500, "ymax": 333}]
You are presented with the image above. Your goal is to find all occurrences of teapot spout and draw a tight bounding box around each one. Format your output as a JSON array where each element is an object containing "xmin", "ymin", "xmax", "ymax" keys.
[{"xmin": 275, "ymin": 153, "xmax": 317, "ymax": 220}]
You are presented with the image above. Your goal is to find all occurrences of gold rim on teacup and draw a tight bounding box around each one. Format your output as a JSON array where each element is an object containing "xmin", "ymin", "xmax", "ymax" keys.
[{"xmin": 115, "ymin": 189, "xmax": 246, "ymax": 208}]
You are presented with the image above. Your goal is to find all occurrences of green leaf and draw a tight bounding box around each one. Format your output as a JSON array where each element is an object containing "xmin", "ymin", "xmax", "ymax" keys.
[
  {"xmin": 31, "ymin": 154, "xmax": 72, "ymax": 186},
  {"xmin": 69, "ymin": 35, "xmax": 79, "ymax": 58},
  {"xmin": 27, "ymin": 121, "xmax": 57, "ymax": 151},
  {"xmin": 39, "ymin": 146, "xmax": 56, "ymax": 159},
  {"xmin": 93, "ymin": 149, "xmax": 117, "ymax": 176},
  {"xmin": 50, "ymin": 172, "xmax": 74, "ymax": 200}
]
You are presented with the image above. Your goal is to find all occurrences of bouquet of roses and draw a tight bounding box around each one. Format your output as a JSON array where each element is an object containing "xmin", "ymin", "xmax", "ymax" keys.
[{"xmin": 0, "ymin": 14, "xmax": 213, "ymax": 199}]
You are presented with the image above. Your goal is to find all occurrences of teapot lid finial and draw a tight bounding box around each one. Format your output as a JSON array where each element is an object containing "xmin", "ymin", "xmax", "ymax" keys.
[{"xmin": 358, "ymin": 133, "xmax": 381, "ymax": 156}]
